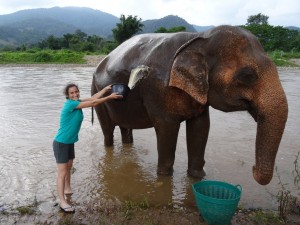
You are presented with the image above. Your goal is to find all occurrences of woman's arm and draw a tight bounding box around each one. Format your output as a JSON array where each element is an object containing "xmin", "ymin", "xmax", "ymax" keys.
[
  {"xmin": 76, "ymin": 92, "xmax": 122, "ymax": 109},
  {"xmin": 81, "ymin": 85, "xmax": 112, "ymax": 102}
]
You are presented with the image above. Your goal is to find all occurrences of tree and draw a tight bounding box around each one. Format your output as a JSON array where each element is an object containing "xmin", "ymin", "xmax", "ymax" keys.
[
  {"xmin": 242, "ymin": 24, "xmax": 300, "ymax": 51},
  {"xmin": 168, "ymin": 26, "xmax": 186, "ymax": 33},
  {"xmin": 155, "ymin": 27, "xmax": 168, "ymax": 33},
  {"xmin": 62, "ymin": 33, "xmax": 73, "ymax": 48},
  {"xmin": 112, "ymin": 15, "xmax": 144, "ymax": 44},
  {"xmin": 74, "ymin": 29, "xmax": 87, "ymax": 42},
  {"xmin": 247, "ymin": 13, "xmax": 269, "ymax": 25},
  {"xmin": 155, "ymin": 26, "xmax": 186, "ymax": 33},
  {"xmin": 46, "ymin": 35, "xmax": 62, "ymax": 50}
]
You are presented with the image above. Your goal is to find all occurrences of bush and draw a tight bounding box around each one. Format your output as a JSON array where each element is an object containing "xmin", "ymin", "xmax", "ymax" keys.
[
  {"xmin": 34, "ymin": 52, "xmax": 52, "ymax": 62},
  {"xmin": 0, "ymin": 50, "xmax": 85, "ymax": 64},
  {"xmin": 268, "ymin": 50, "xmax": 300, "ymax": 67}
]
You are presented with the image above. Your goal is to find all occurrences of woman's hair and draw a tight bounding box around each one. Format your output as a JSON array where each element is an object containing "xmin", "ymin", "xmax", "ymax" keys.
[{"xmin": 64, "ymin": 83, "xmax": 79, "ymax": 99}]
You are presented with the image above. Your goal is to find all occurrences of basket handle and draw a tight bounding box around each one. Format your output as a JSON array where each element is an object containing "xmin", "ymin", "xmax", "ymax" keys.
[{"xmin": 235, "ymin": 184, "xmax": 242, "ymax": 192}]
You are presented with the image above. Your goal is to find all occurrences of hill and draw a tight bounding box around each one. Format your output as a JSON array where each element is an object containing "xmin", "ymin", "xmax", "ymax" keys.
[
  {"xmin": 143, "ymin": 15, "xmax": 196, "ymax": 33},
  {"xmin": 0, "ymin": 6, "xmax": 298, "ymax": 48},
  {"xmin": 0, "ymin": 7, "xmax": 208, "ymax": 48},
  {"xmin": 0, "ymin": 7, "xmax": 119, "ymax": 47},
  {"xmin": 193, "ymin": 25, "xmax": 215, "ymax": 32},
  {"xmin": 286, "ymin": 26, "xmax": 300, "ymax": 31},
  {"xmin": 0, "ymin": 7, "xmax": 119, "ymax": 36}
]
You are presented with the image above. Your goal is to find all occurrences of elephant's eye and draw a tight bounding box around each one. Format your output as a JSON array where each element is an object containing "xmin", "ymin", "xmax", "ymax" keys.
[{"xmin": 234, "ymin": 67, "xmax": 258, "ymax": 86}]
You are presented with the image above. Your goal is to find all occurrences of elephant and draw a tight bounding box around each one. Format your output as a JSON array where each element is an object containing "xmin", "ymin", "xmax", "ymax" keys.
[{"xmin": 91, "ymin": 25, "xmax": 288, "ymax": 185}]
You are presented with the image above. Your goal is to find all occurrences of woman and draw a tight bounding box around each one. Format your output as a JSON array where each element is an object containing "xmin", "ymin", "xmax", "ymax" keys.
[{"xmin": 53, "ymin": 83, "xmax": 122, "ymax": 213}]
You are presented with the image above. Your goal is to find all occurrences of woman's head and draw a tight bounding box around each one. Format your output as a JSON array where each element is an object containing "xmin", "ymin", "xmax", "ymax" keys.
[{"xmin": 64, "ymin": 83, "xmax": 80, "ymax": 100}]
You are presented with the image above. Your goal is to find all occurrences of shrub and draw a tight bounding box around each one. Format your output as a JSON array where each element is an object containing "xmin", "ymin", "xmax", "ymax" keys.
[{"xmin": 34, "ymin": 52, "xmax": 52, "ymax": 62}]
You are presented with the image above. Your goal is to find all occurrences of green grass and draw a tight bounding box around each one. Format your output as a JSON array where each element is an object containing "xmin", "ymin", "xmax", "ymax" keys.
[
  {"xmin": 16, "ymin": 206, "xmax": 35, "ymax": 215},
  {"xmin": 0, "ymin": 50, "xmax": 85, "ymax": 64},
  {"xmin": 0, "ymin": 49, "xmax": 299, "ymax": 66},
  {"xmin": 268, "ymin": 50, "xmax": 300, "ymax": 67},
  {"xmin": 123, "ymin": 198, "xmax": 150, "ymax": 220},
  {"xmin": 249, "ymin": 209, "xmax": 284, "ymax": 225}
]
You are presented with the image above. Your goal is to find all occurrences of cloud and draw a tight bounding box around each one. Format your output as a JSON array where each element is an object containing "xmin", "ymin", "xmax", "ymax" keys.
[{"xmin": 0, "ymin": 0, "xmax": 298, "ymax": 26}]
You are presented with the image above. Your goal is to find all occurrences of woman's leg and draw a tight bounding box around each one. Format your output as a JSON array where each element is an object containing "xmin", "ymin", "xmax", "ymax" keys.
[
  {"xmin": 64, "ymin": 159, "xmax": 73, "ymax": 194},
  {"xmin": 57, "ymin": 163, "xmax": 74, "ymax": 211}
]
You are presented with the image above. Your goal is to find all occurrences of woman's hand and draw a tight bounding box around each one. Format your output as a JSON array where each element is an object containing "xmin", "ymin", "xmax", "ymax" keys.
[
  {"xmin": 101, "ymin": 85, "xmax": 112, "ymax": 95},
  {"xmin": 90, "ymin": 84, "xmax": 113, "ymax": 100},
  {"xmin": 108, "ymin": 92, "xmax": 123, "ymax": 100}
]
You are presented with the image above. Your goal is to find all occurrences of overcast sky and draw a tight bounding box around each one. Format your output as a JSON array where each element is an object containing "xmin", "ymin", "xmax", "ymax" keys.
[{"xmin": 0, "ymin": 0, "xmax": 299, "ymax": 27}]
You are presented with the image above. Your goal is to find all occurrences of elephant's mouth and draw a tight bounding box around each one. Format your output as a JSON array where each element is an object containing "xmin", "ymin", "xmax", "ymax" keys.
[
  {"xmin": 239, "ymin": 98, "xmax": 258, "ymax": 122},
  {"xmin": 224, "ymin": 98, "xmax": 257, "ymax": 119},
  {"xmin": 248, "ymin": 107, "xmax": 258, "ymax": 122}
]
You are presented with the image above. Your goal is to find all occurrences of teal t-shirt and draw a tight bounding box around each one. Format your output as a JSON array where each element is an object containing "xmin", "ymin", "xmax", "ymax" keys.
[{"xmin": 54, "ymin": 99, "xmax": 83, "ymax": 144}]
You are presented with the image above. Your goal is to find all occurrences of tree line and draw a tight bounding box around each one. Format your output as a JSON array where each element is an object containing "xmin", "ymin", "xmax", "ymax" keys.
[
  {"xmin": 2, "ymin": 13, "xmax": 300, "ymax": 53},
  {"xmin": 241, "ymin": 13, "xmax": 300, "ymax": 52}
]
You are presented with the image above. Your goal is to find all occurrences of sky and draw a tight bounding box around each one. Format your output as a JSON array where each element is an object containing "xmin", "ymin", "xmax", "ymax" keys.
[{"xmin": 0, "ymin": 0, "xmax": 299, "ymax": 27}]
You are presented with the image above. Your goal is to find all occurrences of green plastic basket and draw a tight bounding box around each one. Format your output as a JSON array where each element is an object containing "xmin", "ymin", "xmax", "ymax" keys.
[{"xmin": 192, "ymin": 180, "xmax": 242, "ymax": 225}]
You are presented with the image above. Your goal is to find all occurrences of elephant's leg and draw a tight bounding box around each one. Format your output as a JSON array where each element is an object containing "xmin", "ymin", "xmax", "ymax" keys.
[
  {"xmin": 186, "ymin": 108, "xmax": 210, "ymax": 179},
  {"xmin": 155, "ymin": 122, "xmax": 180, "ymax": 175},
  {"xmin": 119, "ymin": 127, "xmax": 133, "ymax": 144},
  {"xmin": 94, "ymin": 105, "xmax": 115, "ymax": 146}
]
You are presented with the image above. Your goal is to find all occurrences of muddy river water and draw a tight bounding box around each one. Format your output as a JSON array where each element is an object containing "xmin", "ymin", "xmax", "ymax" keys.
[{"xmin": 0, "ymin": 66, "xmax": 299, "ymax": 214}]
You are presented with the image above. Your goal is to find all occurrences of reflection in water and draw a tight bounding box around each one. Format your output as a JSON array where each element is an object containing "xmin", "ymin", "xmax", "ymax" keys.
[
  {"xmin": 0, "ymin": 67, "xmax": 299, "ymax": 212},
  {"xmin": 99, "ymin": 144, "xmax": 175, "ymax": 206}
]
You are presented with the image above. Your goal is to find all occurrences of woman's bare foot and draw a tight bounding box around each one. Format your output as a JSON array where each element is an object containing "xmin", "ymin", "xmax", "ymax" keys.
[{"xmin": 60, "ymin": 204, "xmax": 75, "ymax": 213}]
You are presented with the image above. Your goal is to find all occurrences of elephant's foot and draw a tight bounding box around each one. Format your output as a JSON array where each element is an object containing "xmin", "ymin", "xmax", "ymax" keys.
[
  {"xmin": 104, "ymin": 137, "xmax": 114, "ymax": 146},
  {"xmin": 122, "ymin": 136, "xmax": 133, "ymax": 144},
  {"xmin": 157, "ymin": 166, "xmax": 174, "ymax": 176},
  {"xmin": 120, "ymin": 127, "xmax": 133, "ymax": 144},
  {"xmin": 187, "ymin": 168, "xmax": 206, "ymax": 179}
]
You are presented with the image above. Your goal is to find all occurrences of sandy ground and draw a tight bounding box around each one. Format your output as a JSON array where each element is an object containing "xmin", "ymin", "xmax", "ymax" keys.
[
  {"xmin": 83, "ymin": 55, "xmax": 106, "ymax": 66},
  {"xmin": 1, "ymin": 196, "xmax": 299, "ymax": 225},
  {"xmin": 290, "ymin": 58, "xmax": 300, "ymax": 66}
]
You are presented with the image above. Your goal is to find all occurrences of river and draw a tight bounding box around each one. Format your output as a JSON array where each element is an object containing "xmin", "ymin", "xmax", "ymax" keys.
[{"xmin": 0, "ymin": 66, "xmax": 299, "ymax": 214}]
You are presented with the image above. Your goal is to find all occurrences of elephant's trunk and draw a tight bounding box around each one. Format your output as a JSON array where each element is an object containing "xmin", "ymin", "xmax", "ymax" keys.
[{"xmin": 252, "ymin": 77, "xmax": 288, "ymax": 185}]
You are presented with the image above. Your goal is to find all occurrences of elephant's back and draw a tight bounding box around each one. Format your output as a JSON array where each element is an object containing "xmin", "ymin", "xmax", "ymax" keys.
[{"xmin": 94, "ymin": 32, "xmax": 199, "ymax": 85}]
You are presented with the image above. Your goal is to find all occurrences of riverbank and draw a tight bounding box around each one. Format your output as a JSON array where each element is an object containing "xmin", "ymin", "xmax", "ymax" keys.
[
  {"xmin": 0, "ymin": 55, "xmax": 299, "ymax": 68},
  {"xmin": 1, "ymin": 196, "xmax": 299, "ymax": 225},
  {"xmin": 0, "ymin": 55, "xmax": 106, "ymax": 67}
]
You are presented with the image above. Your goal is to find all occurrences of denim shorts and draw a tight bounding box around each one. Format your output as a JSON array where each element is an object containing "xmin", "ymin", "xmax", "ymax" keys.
[{"xmin": 53, "ymin": 140, "xmax": 75, "ymax": 163}]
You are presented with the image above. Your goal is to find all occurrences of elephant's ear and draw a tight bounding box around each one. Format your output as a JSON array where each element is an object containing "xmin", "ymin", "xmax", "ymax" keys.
[{"xmin": 169, "ymin": 50, "xmax": 208, "ymax": 105}]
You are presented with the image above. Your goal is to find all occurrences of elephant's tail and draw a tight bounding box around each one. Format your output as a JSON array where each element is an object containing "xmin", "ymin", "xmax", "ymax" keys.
[
  {"xmin": 92, "ymin": 106, "xmax": 94, "ymax": 125},
  {"xmin": 91, "ymin": 73, "xmax": 97, "ymax": 125}
]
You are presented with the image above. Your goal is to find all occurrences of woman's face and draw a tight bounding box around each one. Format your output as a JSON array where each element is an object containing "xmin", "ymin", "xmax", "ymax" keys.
[{"xmin": 68, "ymin": 86, "xmax": 80, "ymax": 100}]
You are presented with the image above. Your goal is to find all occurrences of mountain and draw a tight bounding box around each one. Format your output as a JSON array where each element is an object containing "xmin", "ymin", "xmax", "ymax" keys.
[
  {"xmin": 0, "ymin": 18, "xmax": 77, "ymax": 46},
  {"xmin": 286, "ymin": 26, "xmax": 300, "ymax": 31},
  {"xmin": 193, "ymin": 25, "xmax": 215, "ymax": 32},
  {"xmin": 143, "ymin": 15, "xmax": 197, "ymax": 33},
  {"xmin": 0, "ymin": 6, "xmax": 211, "ymax": 48},
  {"xmin": 0, "ymin": 6, "xmax": 298, "ymax": 48},
  {"xmin": 0, "ymin": 7, "xmax": 119, "ymax": 36},
  {"xmin": 0, "ymin": 7, "xmax": 121, "ymax": 47}
]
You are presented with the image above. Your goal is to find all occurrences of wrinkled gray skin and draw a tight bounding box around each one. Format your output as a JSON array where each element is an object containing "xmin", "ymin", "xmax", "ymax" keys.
[{"xmin": 92, "ymin": 25, "xmax": 288, "ymax": 185}]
